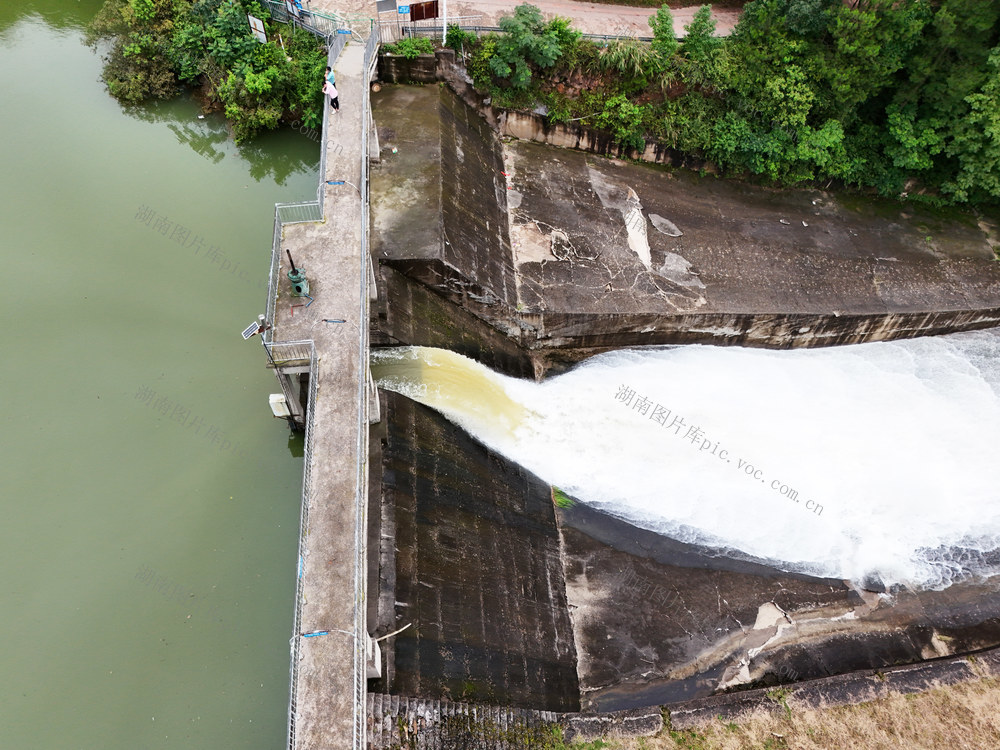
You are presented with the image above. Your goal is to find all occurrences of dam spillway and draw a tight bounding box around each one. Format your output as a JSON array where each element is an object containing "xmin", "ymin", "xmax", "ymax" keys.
[
  {"xmin": 371, "ymin": 335, "xmax": 1000, "ymax": 713},
  {"xmin": 372, "ymin": 333, "xmax": 1000, "ymax": 591},
  {"xmin": 266, "ymin": 69, "xmax": 1000, "ymax": 744}
]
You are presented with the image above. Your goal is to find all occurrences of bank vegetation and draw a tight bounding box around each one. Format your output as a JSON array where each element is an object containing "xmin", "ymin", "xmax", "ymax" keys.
[
  {"xmin": 448, "ymin": 0, "xmax": 1000, "ymax": 207},
  {"xmin": 88, "ymin": 0, "xmax": 328, "ymax": 142}
]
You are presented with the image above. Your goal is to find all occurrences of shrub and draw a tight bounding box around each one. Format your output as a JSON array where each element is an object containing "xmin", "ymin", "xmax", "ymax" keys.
[{"xmin": 383, "ymin": 36, "xmax": 435, "ymax": 59}]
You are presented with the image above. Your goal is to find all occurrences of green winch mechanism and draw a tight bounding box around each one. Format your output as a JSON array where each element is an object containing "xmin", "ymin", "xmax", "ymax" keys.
[{"xmin": 285, "ymin": 248, "xmax": 310, "ymax": 297}]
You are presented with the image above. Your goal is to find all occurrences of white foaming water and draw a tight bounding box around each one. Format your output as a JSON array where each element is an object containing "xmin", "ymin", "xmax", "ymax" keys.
[{"xmin": 372, "ymin": 330, "xmax": 1000, "ymax": 590}]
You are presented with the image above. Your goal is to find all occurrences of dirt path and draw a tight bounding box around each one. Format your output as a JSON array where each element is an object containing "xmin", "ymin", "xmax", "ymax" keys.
[
  {"xmin": 308, "ymin": 0, "xmax": 742, "ymax": 38},
  {"xmin": 446, "ymin": 1, "xmax": 741, "ymax": 37}
]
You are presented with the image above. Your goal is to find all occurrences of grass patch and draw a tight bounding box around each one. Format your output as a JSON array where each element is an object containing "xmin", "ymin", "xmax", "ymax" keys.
[
  {"xmin": 604, "ymin": 677, "xmax": 1000, "ymax": 748},
  {"xmin": 553, "ymin": 487, "xmax": 575, "ymax": 508}
]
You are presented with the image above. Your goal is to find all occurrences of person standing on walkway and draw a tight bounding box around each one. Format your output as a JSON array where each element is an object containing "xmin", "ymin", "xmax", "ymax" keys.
[
  {"xmin": 325, "ymin": 66, "xmax": 336, "ymax": 86},
  {"xmin": 323, "ymin": 80, "xmax": 339, "ymax": 112}
]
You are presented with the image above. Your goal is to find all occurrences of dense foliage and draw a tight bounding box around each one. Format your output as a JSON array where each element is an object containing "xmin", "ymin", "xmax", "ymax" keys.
[
  {"xmin": 89, "ymin": 0, "xmax": 328, "ymax": 141},
  {"xmin": 461, "ymin": 1, "xmax": 1000, "ymax": 205},
  {"xmin": 383, "ymin": 36, "xmax": 435, "ymax": 59}
]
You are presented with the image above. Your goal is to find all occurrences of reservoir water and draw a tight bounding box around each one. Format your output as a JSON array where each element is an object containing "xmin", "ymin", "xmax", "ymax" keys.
[
  {"xmin": 374, "ymin": 330, "xmax": 1000, "ymax": 591},
  {"xmin": 0, "ymin": 3, "xmax": 315, "ymax": 747}
]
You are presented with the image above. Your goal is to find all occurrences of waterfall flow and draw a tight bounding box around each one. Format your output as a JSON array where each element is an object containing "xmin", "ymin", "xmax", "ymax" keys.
[{"xmin": 372, "ymin": 330, "xmax": 1000, "ymax": 590}]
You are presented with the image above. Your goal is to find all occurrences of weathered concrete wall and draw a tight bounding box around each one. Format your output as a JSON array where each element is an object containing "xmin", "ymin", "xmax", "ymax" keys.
[
  {"xmin": 666, "ymin": 644, "xmax": 1000, "ymax": 730},
  {"xmin": 439, "ymin": 81, "xmax": 517, "ymax": 309},
  {"xmin": 502, "ymin": 109, "xmax": 711, "ymax": 170},
  {"xmin": 378, "ymin": 53, "xmax": 438, "ymax": 83},
  {"xmin": 368, "ymin": 643, "xmax": 1000, "ymax": 746},
  {"xmin": 375, "ymin": 264, "xmax": 537, "ymax": 378},
  {"xmin": 375, "ymin": 392, "xmax": 579, "ymax": 711},
  {"xmin": 432, "ymin": 49, "xmax": 708, "ymax": 169},
  {"xmin": 530, "ymin": 308, "xmax": 1000, "ymax": 351}
]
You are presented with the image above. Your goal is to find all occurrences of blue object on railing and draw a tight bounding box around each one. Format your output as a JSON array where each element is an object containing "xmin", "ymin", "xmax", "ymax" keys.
[{"xmin": 337, "ymin": 28, "xmax": 351, "ymax": 34}]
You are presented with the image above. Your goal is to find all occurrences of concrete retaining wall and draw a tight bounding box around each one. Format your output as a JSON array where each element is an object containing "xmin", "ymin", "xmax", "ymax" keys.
[{"xmin": 378, "ymin": 52, "xmax": 439, "ymax": 83}]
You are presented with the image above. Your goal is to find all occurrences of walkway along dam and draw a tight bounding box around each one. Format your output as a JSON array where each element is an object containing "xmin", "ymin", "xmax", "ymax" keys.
[
  {"xmin": 259, "ymin": 21, "xmax": 381, "ymax": 750},
  {"xmin": 257, "ymin": 19, "xmax": 1000, "ymax": 750}
]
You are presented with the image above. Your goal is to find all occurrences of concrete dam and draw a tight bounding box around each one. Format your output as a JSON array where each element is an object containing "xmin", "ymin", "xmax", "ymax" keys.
[{"xmin": 357, "ymin": 76, "xmax": 1000, "ymax": 744}]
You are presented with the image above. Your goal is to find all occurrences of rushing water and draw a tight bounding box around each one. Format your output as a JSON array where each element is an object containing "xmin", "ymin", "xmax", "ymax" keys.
[
  {"xmin": 374, "ymin": 330, "xmax": 1000, "ymax": 591},
  {"xmin": 0, "ymin": 4, "xmax": 316, "ymax": 748}
]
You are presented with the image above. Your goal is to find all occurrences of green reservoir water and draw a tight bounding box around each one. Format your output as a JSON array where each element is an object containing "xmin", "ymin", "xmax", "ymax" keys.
[{"xmin": 0, "ymin": 3, "xmax": 316, "ymax": 747}]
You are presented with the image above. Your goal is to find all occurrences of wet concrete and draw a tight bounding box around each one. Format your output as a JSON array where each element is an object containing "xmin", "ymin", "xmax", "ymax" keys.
[
  {"xmin": 374, "ymin": 391, "xmax": 579, "ymax": 712},
  {"xmin": 369, "ymin": 388, "xmax": 1000, "ymax": 718},
  {"xmin": 375, "ymin": 264, "xmax": 538, "ymax": 378},
  {"xmin": 559, "ymin": 500, "xmax": 1000, "ymax": 712}
]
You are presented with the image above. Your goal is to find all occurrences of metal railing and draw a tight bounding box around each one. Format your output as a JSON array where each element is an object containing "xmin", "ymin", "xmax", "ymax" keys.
[
  {"xmin": 284, "ymin": 340, "xmax": 318, "ymax": 750},
  {"xmin": 351, "ymin": 26, "xmax": 380, "ymax": 750},
  {"xmin": 274, "ymin": 32, "xmax": 349, "ymax": 229},
  {"xmin": 276, "ymin": 201, "xmax": 323, "ymax": 224},
  {"xmin": 260, "ymin": 12, "xmax": 356, "ymax": 750},
  {"xmin": 388, "ymin": 21, "xmax": 653, "ymax": 43},
  {"xmin": 377, "ymin": 15, "xmax": 482, "ymax": 43},
  {"xmin": 265, "ymin": 340, "xmax": 314, "ymax": 367},
  {"xmin": 267, "ymin": 25, "xmax": 350, "ymax": 346},
  {"xmin": 265, "ymin": 208, "xmax": 282, "ymax": 345}
]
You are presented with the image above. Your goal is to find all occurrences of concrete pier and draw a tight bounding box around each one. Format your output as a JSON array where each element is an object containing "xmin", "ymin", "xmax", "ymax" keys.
[{"xmin": 264, "ymin": 33, "xmax": 379, "ymax": 750}]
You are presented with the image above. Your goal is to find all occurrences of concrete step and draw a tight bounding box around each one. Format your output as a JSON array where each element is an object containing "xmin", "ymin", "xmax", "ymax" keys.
[{"xmin": 366, "ymin": 693, "xmax": 562, "ymax": 749}]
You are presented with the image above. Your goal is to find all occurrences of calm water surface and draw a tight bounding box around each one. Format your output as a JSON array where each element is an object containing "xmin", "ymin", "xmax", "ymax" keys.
[{"xmin": 0, "ymin": 2, "xmax": 316, "ymax": 747}]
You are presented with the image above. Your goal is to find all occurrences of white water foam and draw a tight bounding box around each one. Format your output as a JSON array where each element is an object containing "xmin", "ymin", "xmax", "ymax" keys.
[{"xmin": 373, "ymin": 329, "xmax": 1000, "ymax": 590}]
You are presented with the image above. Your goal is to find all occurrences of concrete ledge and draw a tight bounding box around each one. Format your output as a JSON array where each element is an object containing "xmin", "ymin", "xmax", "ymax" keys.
[
  {"xmin": 667, "ymin": 645, "xmax": 1000, "ymax": 731},
  {"xmin": 563, "ymin": 707, "xmax": 664, "ymax": 742}
]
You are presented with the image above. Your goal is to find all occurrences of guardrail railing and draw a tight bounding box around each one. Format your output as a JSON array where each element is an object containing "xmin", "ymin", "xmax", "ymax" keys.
[
  {"xmin": 385, "ymin": 21, "xmax": 654, "ymax": 43},
  {"xmin": 265, "ymin": 340, "xmax": 314, "ymax": 366},
  {"xmin": 284, "ymin": 340, "xmax": 318, "ymax": 750},
  {"xmin": 377, "ymin": 15, "xmax": 482, "ymax": 43},
  {"xmin": 350, "ymin": 27, "xmax": 379, "ymax": 750},
  {"xmin": 258, "ymin": 11, "xmax": 357, "ymax": 750},
  {"xmin": 266, "ymin": 28, "xmax": 349, "ymax": 346}
]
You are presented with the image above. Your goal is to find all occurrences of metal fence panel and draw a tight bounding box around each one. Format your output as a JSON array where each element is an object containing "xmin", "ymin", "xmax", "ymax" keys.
[
  {"xmin": 352, "ymin": 28, "xmax": 380, "ymax": 750},
  {"xmin": 377, "ymin": 15, "xmax": 481, "ymax": 43},
  {"xmin": 265, "ymin": 209, "xmax": 282, "ymax": 345},
  {"xmin": 285, "ymin": 340, "xmax": 317, "ymax": 750},
  {"xmin": 276, "ymin": 201, "xmax": 323, "ymax": 224}
]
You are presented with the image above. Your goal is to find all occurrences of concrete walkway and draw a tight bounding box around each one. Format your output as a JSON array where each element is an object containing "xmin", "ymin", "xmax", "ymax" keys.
[{"xmin": 273, "ymin": 40, "xmax": 370, "ymax": 750}]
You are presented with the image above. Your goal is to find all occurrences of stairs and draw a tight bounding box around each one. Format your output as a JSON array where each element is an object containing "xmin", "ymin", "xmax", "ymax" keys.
[{"xmin": 367, "ymin": 693, "xmax": 562, "ymax": 749}]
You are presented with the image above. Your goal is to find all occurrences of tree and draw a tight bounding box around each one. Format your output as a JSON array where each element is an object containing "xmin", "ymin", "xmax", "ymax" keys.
[
  {"xmin": 596, "ymin": 94, "xmax": 649, "ymax": 152},
  {"xmin": 88, "ymin": 0, "xmax": 179, "ymax": 102},
  {"xmin": 90, "ymin": 0, "xmax": 327, "ymax": 140},
  {"xmin": 681, "ymin": 5, "xmax": 720, "ymax": 74},
  {"xmin": 942, "ymin": 46, "xmax": 1000, "ymax": 202},
  {"xmin": 489, "ymin": 4, "xmax": 578, "ymax": 89},
  {"xmin": 648, "ymin": 5, "xmax": 678, "ymax": 62}
]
